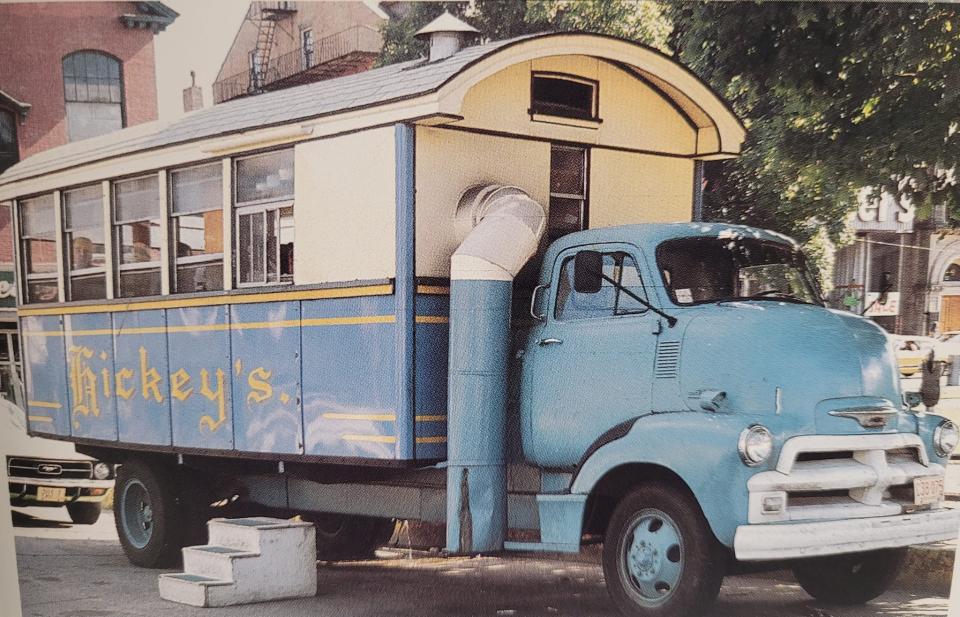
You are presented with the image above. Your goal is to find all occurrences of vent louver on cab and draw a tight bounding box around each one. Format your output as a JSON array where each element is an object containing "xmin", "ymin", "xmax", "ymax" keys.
[{"xmin": 655, "ymin": 341, "xmax": 681, "ymax": 378}]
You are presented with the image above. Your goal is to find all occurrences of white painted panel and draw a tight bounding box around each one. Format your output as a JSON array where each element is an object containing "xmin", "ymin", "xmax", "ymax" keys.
[{"xmin": 293, "ymin": 127, "xmax": 396, "ymax": 285}]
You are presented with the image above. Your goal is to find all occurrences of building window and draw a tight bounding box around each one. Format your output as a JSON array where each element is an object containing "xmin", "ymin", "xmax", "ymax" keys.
[
  {"xmin": 302, "ymin": 29, "xmax": 315, "ymax": 69},
  {"xmin": 531, "ymin": 73, "xmax": 598, "ymax": 121},
  {"xmin": 63, "ymin": 51, "xmax": 124, "ymax": 142},
  {"xmin": 114, "ymin": 175, "xmax": 161, "ymax": 298},
  {"xmin": 19, "ymin": 194, "xmax": 58, "ymax": 303},
  {"xmin": 945, "ymin": 261, "xmax": 960, "ymax": 283},
  {"xmin": 235, "ymin": 149, "xmax": 294, "ymax": 286},
  {"xmin": 171, "ymin": 163, "xmax": 224, "ymax": 293},
  {"xmin": 548, "ymin": 145, "xmax": 588, "ymax": 241},
  {"xmin": 63, "ymin": 185, "xmax": 107, "ymax": 301},
  {"xmin": 0, "ymin": 109, "xmax": 18, "ymax": 174}
]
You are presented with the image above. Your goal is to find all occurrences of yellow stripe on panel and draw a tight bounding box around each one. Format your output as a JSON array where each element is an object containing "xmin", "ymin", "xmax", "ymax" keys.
[
  {"xmin": 27, "ymin": 400, "xmax": 62, "ymax": 409},
  {"xmin": 17, "ymin": 284, "xmax": 394, "ymax": 317},
  {"xmin": 415, "ymin": 316, "xmax": 449, "ymax": 324},
  {"xmin": 341, "ymin": 434, "xmax": 397, "ymax": 443},
  {"xmin": 22, "ymin": 315, "xmax": 399, "ymax": 337},
  {"xmin": 27, "ymin": 415, "xmax": 54, "ymax": 423},
  {"xmin": 323, "ymin": 412, "xmax": 397, "ymax": 421},
  {"xmin": 416, "ymin": 285, "xmax": 451, "ymax": 295},
  {"xmin": 415, "ymin": 436, "xmax": 448, "ymax": 444},
  {"xmin": 415, "ymin": 415, "xmax": 447, "ymax": 422}
]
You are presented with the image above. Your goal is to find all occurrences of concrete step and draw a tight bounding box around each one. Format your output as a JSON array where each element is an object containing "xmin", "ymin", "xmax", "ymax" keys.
[
  {"xmin": 159, "ymin": 517, "xmax": 317, "ymax": 607},
  {"xmin": 181, "ymin": 545, "xmax": 258, "ymax": 581}
]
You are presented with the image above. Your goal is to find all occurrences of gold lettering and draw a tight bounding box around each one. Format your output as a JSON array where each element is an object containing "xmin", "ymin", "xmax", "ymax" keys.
[
  {"xmin": 198, "ymin": 368, "xmax": 227, "ymax": 432},
  {"xmin": 115, "ymin": 368, "xmax": 135, "ymax": 400},
  {"xmin": 139, "ymin": 346, "xmax": 164, "ymax": 403},
  {"xmin": 101, "ymin": 368, "xmax": 112, "ymax": 398},
  {"xmin": 170, "ymin": 368, "xmax": 193, "ymax": 402},
  {"xmin": 246, "ymin": 367, "xmax": 273, "ymax": 404},
  {"xmin": 67, "ymin": 346, "xmax": 99, "ymax": 418}
]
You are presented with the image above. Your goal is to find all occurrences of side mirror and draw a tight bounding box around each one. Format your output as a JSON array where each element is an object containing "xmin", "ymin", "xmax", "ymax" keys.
[
  {"xmin": 920, "ymin": 353, "xmax": 941, "ymax": 409},
  {"xmin": 573, "ymin": 251, "xmax": 603, "ymax": 294},
  {"xmin": 904, "ymin": 391, "xmax": 923, "ymax": 410}
]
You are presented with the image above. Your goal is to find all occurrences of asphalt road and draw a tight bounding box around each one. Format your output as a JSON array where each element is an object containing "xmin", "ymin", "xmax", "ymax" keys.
[{"xmin": 12, "ymin": 505, "xmax": 951, "ymax": 617}]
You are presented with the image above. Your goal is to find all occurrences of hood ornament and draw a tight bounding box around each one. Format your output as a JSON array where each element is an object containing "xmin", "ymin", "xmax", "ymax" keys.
[{"xmin": 828, "ymin": 403, "xmax": 897, "ymax": 429}]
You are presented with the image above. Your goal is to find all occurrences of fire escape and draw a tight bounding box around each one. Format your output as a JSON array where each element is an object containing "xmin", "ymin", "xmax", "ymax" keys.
[{"xmin": 249, "ymin": 2, "xmax": 297, "ymax": 92}]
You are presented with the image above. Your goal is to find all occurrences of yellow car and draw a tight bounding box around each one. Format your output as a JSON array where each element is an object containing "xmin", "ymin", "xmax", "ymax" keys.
[{"xmin": 890, "ymin": 335, "xmax": 938, "ymax": 377}]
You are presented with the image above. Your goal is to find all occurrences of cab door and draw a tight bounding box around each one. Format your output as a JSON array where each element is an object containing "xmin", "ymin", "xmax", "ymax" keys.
[{"xmin": 521, "ymin": 244, "xmax": 659, "ymax": 468}]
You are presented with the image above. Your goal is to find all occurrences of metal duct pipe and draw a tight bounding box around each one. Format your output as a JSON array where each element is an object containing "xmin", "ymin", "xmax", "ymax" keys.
[{"xmin": 446, "ymin": 185, "xmax": 546, "ymax": 554}]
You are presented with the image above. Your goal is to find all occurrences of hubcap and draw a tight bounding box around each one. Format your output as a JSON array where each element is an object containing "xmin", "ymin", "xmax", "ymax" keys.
[
  {"xmin": 620, "ymin": 510, "xmax": 684, "ymax": 605},
  {"xmin": 121, "ymin": 479, "xmax": 154, "ymax": 549}
]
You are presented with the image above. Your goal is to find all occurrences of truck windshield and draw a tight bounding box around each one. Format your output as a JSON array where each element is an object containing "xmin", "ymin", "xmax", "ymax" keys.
[{"xmin": 656, "ymin": 236, "xmax": 822, "ymax": 306}]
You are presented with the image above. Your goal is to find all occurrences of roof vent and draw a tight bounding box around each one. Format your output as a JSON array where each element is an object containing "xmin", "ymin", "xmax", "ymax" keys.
[{"xmin": 414, "ymin": 11, "xmax": 479, "ymax": 62}]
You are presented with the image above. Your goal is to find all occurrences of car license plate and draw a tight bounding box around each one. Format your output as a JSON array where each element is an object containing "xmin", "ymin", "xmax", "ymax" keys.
[
  {"xmin": 914, "ymin": 477, "xmax": 944, "ymax": 506},
  {"xmin": 36, "ymin": 486, "xmax": 66, "ymax": 503}
]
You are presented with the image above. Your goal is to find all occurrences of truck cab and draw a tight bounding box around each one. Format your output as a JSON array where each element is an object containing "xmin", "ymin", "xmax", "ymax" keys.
[{"xmin": 519, "ymin": 222, "xmax": 959, "ymax": 615}]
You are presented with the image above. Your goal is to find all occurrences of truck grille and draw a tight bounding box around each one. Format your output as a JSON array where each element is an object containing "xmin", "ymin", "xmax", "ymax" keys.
[
  {"xmin": 7, "ymin": 457, "xmax": 93, "ymax": 480},
  {"xmin": 747, "ymin": 434, "xmax": 942, "ymax": 524}
]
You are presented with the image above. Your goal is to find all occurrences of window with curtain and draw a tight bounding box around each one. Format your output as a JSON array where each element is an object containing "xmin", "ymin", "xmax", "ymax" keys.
[
  {"xmin": 171, "ymin": 163, "xmax": 224, "ymax": 293},
  {"xmin": 114, "ymin": 175, "xmax": 161, "ymax": 298}
]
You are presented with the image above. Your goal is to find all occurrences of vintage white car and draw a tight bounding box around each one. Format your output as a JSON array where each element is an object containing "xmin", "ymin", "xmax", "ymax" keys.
[{"xmin": 3, "ymin": 398, "xmax": 113, "ymax": 524}]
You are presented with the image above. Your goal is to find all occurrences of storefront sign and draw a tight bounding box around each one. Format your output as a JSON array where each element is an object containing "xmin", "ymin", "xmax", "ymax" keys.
[
  {"xmin": 853, "ymin": 190, "xmax": 914, "ymax": 233},
  {"xmin": 864, "ymin": 291, "xmax": 900, "ymax": 317}
]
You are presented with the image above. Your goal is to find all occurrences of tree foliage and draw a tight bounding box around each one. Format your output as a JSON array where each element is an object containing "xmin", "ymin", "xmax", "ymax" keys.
[
  {"xmin": 377, "ymin": 1, "xmax": 669, "ymax": 67},
  {"xmin": 669, "ymin": 3, "xmax": 960, "ymax": 242}
]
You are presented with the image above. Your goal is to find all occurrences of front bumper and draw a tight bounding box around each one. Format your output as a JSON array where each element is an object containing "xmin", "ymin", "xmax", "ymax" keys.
[
  {"xmin": 8, "ymin": 476, "xmax": 113, "ymax": 506},
  {"xmin": 734, "ymin": 507, "xmax": 960, "ymax": 561}
]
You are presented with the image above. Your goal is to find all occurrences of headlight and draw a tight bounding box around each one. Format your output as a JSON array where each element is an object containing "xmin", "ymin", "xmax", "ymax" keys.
[
  {"xmin": 934, "ymin": 420, "xmax": 959, "ymax": 458},
  {"xmin": 93, "ymin": 462, "xmax": 111, "ymax": 480},
  {"xmin": 738, "ymin": 425, "xmax": 774, "ymax": 466}
]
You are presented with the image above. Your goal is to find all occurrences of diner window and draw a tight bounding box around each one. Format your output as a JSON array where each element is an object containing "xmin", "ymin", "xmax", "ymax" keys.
[
  {"xmin": 62, "ymin": 51, "xmax": 124, "ymax": 142},
  {"xmin": 0, "ymin": 330, "xmax": 22, "ymax": 404},
  {"xmin": 548, "ymin": 145, "xmax": 588, "ymax": 241},
  {"xmin": 235, "ymin": 150, "xmax": 294, "ymax": 286},
  {"xmin": 19, "ymin": 194, "xmax": 58, "ymax": 303},
  {"xmin": 0, "ymin": 109, "xmax": 18, "ymax": 174},
  {"xmin": 171, "ymin": 163, "xmax": 224, "ymax": 293},
  {"xmin": 63, "ymin": 185, "xmax": 106, "ymax": 301},
  {"xmin": 114, "ymin": 175, "xmax": 161, "ymax": 298},
  {"xmin": 531, "ymin": 73, "xmax": 597, "ymax": 121}
]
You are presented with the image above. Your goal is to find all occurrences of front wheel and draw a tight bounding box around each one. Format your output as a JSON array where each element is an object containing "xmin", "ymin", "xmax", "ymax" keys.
[
  {"xmin": 792, "ymin": 548, "xmax": 905, "ymax": 605},
  {"xmin": 602, "ymin": 484, "xmax": 724, "ymax": 617}
]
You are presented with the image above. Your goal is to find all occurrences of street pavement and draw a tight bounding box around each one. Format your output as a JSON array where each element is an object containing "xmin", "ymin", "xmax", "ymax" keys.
[{"xmin": 12, "ymin": 505, "xmax": 952, "ymax": 617}]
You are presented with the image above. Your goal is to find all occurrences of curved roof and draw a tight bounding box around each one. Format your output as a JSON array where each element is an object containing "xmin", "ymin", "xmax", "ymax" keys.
[{"xmin": 0, "ymin": 32, "xmax": 745, "ymax": 190}]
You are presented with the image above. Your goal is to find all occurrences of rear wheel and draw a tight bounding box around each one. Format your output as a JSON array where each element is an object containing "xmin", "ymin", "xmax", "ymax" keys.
[
  {"xmin": 602, "ymin": 484, "xmax": 724, "ymax": 617},
  {"xmin": 792, "ymin": 548, "xmax": 905, "ymax": 605},
  {"xmin": 66, "ymin": 501, "xmax": 101, "ymax": 525},
  {"xmin": 308, "ymin": 513, "xmax": 396, "ymax": 560},
  {"xmin": 114, "ymin": 459, "xmax": 187, "ymax": 568}
]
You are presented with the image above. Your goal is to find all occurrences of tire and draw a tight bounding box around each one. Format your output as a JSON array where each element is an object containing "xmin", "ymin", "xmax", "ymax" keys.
[
  {"xmin": 602, "ymin": 484, "xmax": 724, "ymax": 617},
  {"xmin": 113, "ymin": 459, "xmax": 188, "ymax": 568},
  {"xmin": 792, "ymin": 548, "xmax": 906, "ymax": 605},
  {"xmin": 66, "ymin": 501, "xmax": 102, "ymax": 525},
  {"xmin": 307, "ymin": 513, "xmax": 396, "ymax": 561}
]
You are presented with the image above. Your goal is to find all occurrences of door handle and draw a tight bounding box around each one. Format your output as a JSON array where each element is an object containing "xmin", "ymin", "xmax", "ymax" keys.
[{"xmin": 538, "ymin": 338, "xmax": 563, "ymax": 346}]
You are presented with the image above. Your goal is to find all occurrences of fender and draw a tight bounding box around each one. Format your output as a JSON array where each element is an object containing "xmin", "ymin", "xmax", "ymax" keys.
[{"xmin": 569, "ymin": 411, "xmax": 768, "ymax": 547}]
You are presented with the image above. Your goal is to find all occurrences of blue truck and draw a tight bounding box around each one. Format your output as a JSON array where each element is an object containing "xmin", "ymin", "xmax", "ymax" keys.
[{"xmin": 3, "ymin": 26, "xmax": 959, "ymax": 617}]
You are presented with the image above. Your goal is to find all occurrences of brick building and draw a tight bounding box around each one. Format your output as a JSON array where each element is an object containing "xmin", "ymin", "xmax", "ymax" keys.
[
  {"xmin": 0, "ymin": 2, "xmax": 176, "ymax": 394},
  {"xmin": 212, "ymin": 1, "xmax": 385, "ymax": 104}
]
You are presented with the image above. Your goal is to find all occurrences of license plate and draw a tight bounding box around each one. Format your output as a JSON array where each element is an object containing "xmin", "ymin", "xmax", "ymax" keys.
[
  {"xmin": 35, "ymin": 486, "xmax": 66, "ymax": 503},
  {"xmin": 914, "ymin": 477, "xmax": 944, "ymax": 506}
]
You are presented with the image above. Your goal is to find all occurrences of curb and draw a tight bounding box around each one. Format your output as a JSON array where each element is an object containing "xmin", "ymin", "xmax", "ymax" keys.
[{"xmin": 896, "ymin": 542, "xmax": 955, "ymax": 594}]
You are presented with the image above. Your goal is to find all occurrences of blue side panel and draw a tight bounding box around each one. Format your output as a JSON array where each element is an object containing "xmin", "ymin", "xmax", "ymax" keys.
[
  {"xmin": 230, "ymin": 302, "xmax": 303, "ymax": 454},
  {"xmin": 20, "ymin": 316, "xmax": 70, "ymax": 436},
  {"xmin": 394, "ymin": 122, "xmax": 416, "ymax": 462},
  {"xmin": 301, "ymin": 296, "xmax": 397, "ymax": 459},
  {"xmin": 114, "ymin": 309, "xmax": 171, "ymax": 446},
  {"xmin": 64, "ymin": 313, "xmax": 117, "ymax": 441},
  {"xmin": 414, "ymin": 294, "xmax": 449, "ymax": 460},
  {"xmin": 168, "ymin": 306, "xmax": 233, "ymax": 450}
]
